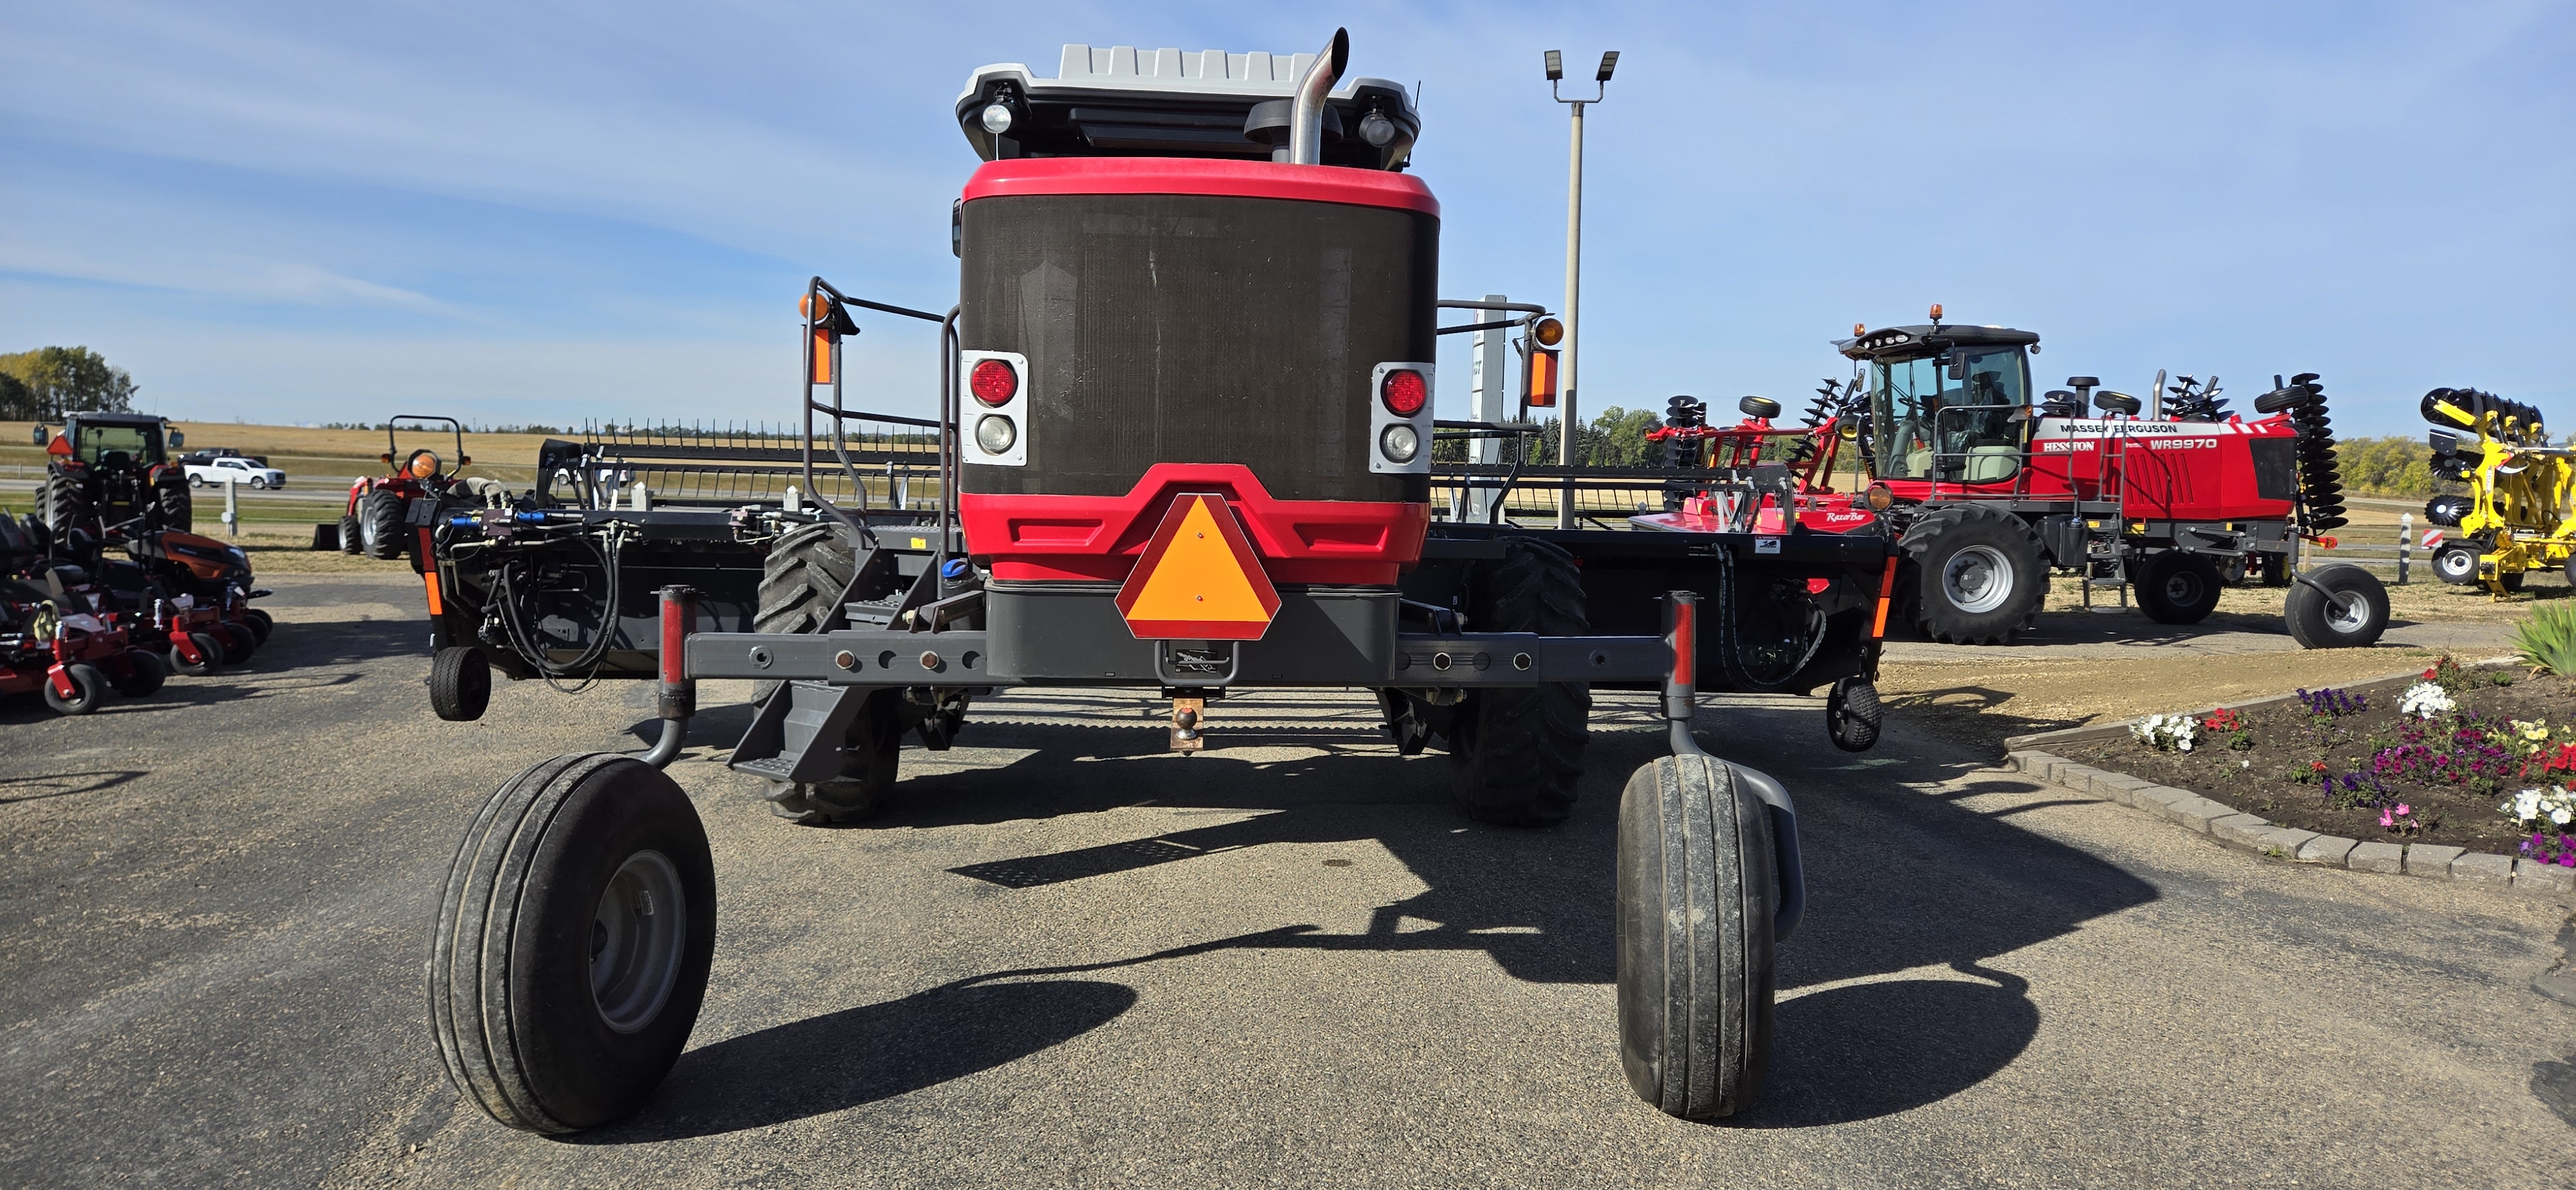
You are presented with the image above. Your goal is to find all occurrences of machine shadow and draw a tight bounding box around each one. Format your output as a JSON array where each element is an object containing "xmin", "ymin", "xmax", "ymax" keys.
[
  {"xmin": 1738, "ymin": 965, "xmax": 2040, "ymax": 1128},
  {"xmin": 587, "ymin": 978, "xmax": 1139, "ymax": 1142},
  {"xmin": 0, "ymin": 770, "xmax": 146, "ymax": 804}
]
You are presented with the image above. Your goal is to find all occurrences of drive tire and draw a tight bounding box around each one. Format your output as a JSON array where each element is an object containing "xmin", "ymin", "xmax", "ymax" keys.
[
  {"xmin": 430, "ymin": 646, "xmax": 493, "ymax": 722},
  {"xmin": 752, "ymin": 521, "xmax": 857, "ymax": 704},
  {"xmin": 2285, "ymin": 563, "xmax": 2390, "ymax": 649},
  {"xmin": 1825, "ymin": 676, "xmax": 1880, "ymax": 752},
  {"xmin": 2432, "ymin": 542, "xmax": 2479, "ymax": 585},
  {"xmin": 429, "ymin": 753, "xmax": 716, "ymax": 1135},
  {"xmin": 113, "ymin": 649, "xmax": 167, "ymax": 697},
  {"xmin": 1617, "ymin": 753, "xmax": 1777, "ymax": 1120},
  {"xmin": 1449, "ymin": 538, "xmax": 1590, "ymax": 827},
  {"xmin": 339, "ymin": 513, "xmax": 364, "ymax": 556},
  {"xmin": 2133, "ymin": 551, "xmax": 2224, "ymax": 625},
  {"xmin": 764, "ymin": 690, "xmax": 903, "ymax": 827},
  {"xmin": 43, "ymin": 663, "xmax": 111, "ymax": 715},
  {"xmin": 1898, "ymin": 505, "xmax": 2046, "ymax": 645},
  {"xmin": 360, "ymin": 490, "xmax": 406, "ymax": 560},
  {"xmin": 36, "ymin": 475, "xmax": 91, "ymax": 536}
]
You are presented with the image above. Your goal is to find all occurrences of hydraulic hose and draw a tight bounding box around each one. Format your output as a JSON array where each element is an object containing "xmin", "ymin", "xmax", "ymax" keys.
[
  {"xmin": 491, "ymin": 529, "xmax": 622, "ymax": 681},
  {"xmin": 1707, "ymin": 543, "xmax": 1829, "ymax": 692}
]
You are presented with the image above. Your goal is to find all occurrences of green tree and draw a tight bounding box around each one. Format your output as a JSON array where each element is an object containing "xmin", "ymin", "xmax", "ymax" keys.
[
  {"xmin": 0, "ymin": 346, "xmax": 137, "ymax": 419},
  {"xmin": 0, "ymin": 370, "xmax": 32, "ymax": 420}
]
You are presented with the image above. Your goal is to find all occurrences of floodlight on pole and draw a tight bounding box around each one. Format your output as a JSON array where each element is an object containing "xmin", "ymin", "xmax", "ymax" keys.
[{"xmin": 1546, "ymin": 50, "xmax": 1618, "ymax": 527}]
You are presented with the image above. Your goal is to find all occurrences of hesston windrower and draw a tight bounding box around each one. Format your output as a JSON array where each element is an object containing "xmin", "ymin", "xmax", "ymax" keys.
[{"xmin": 426, "ymin": 32, "xmax": 1892, "ymax": 1132}]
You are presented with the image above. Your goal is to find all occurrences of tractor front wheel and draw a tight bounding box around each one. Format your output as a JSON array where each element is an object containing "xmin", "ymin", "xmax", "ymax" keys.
[
  {"xmin": 2133, "ymin": 551, "xmax": 2224, "ymax": 625},
  {"xmin": 430, "ymin": 646, "xmax": 492, "ymax": 722},
  {"xmin": 44, "ymin": 663, "xmax": 111, "ymax": 715},
  {"xmin": 430, "ymin": 753, "xmax": 715, "ymax": 1134},
  {"xmin": 339, "ymin": 513, "xmax": 363, "ymax": 556},
  {"xmin": 1616, "ymin": 753, "xmax": 1777, "ymax": 1120},
  {"xmin": 2285, "ymin": 563, "xmax": 2390, "ymax": 649},
  {"xmin": 359, "ymin": 490, "xmax": 406, "ymax": 560},
  {"xmin": 1449, "ymin": 538, "xmax": 1590, "ymax": 827},
  {"xmin": 1898, "ymin": 505, "xmax": 2046, "ymax": 645}
]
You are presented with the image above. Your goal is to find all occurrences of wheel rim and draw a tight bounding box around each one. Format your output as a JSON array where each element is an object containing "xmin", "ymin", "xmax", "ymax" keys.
[
  {"xmin": 2438, "ymin": 551, "xmax": 2473, "ymax": 578},
  {"xmin": 2324, "ymin": 590, "xmax": 2371, "ymax": 634},
  {"xmin": 2161, "ymin": 571, "xmax": 2203, "ymax": 604},
  {"xmin": 1941, "ymin": 545, "xmax": 2014, "ymax": 614},
  {"xmin": 591, "ymin": 849, "xmax": 687, "ymax": 1034}
]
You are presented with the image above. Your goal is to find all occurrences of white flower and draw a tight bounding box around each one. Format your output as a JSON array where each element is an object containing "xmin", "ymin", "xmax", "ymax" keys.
[
  {"xmin": 2555, "ymin": 806, "xmax": 2573, "ymax": 826},
  {"xmin": 2398, "ymin": 682, "xmax": 2456, "ymax": 721},
  {"xmin": 2502, "ymin": 786, "xmax": 2576, "ymax": 829}
]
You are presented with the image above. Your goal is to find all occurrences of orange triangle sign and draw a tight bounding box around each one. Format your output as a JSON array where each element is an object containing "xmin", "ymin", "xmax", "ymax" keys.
[{"xmin": 1115, "ymin": 493, "xmax": 1282, "ymax": 640}]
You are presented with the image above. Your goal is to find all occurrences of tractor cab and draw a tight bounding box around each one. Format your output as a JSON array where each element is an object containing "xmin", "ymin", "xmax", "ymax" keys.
[
  {"xmin": 1837, "ymin": 323, "xmax": 2038, "ymax": 489},
  {"xmin": 44, "ymin": 413, "xmax": 178, "ymax": 471}
]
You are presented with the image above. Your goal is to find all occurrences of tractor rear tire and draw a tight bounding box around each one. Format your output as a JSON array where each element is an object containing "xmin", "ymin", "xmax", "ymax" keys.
[
  {"xmin": 1898, "ymin": 505, "xmax": 2047, "ymax": 645},
  {"xmin": 171, "ymin": 631, "xmax": 225, "ymax": 676},
  {"xmin": 2432, "ymin": 542, "xmax": 2479, "ymax": 585},
  {"xmin": 155, "ymin": 478, "xmax": 193, "ymax": 532},
  {"xmin": 113, "ymin": 649, "xmax": 167, "ymax": 697},
  {"xmin": 1826, "ymin": 676, "xmax": 1881, "ymax": 752},
  {"xmin": 2286, "ymin": 563, "xmax": 2390, "ymax": 649},
  {"xmin": 359, "ymin": 491, "xmax": 406, "ymax": 560},
  {"xmin": 1448, "ymin": 538, "xmax": 1590, "ymax": 827},
  {"xmin": 2134, "ymin": 551, "xmax": 2224, "ymax": 625},
  {"xmin": 1617, "ymin": 753, "xmax": 1777, "ymax": 1120},
  {"xmin": 752, "ymin": 521, "xmax": 858, "ymax": 704},
  {"xmin": 764, "ymin": 688, "xmax": 903, "ymax": 826},
  {"xmin": 430, "ymin": 753, "xmax": 715, "ymax": 1134},
  {"xmin": 430, "ymin": 646, "xmax": 492, "ymax": 722},
  {"xmin": 339, "ymin": 513, "xmax": 364, "ymax": 556},
  {"xmin": 44, "ymin": 663, "xmax": 111, "ymax": 715},
  {"xmin": 36, "ymin": 475, "xmax": 90, "ymax": 536}
]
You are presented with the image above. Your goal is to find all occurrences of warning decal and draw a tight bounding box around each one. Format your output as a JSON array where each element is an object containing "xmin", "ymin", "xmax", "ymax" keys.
[{"xmin": 1115, "ymin": 493, "xmax": 1282, "ymax": 640}]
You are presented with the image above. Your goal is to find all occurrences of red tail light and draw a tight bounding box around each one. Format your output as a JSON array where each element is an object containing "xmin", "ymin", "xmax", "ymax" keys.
[
  {"xmin": 1380, "ymin": 368, "xmax": 1427, "ymax": 416},
  {"xmin": 970, "ymin": 359, "xmax": 1019, "ymax": 406}
]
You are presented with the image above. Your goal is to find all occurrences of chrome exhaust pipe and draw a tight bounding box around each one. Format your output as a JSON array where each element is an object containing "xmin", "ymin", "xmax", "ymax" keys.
[{"xmin": 1288, "ymin": 28, "xmax": 1350, "ymax": 165}]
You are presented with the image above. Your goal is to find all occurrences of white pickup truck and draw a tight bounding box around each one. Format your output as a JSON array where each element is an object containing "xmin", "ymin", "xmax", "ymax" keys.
[{"xmin": 184, "ymin": 455, "xmax": 288, "ymax": 488}]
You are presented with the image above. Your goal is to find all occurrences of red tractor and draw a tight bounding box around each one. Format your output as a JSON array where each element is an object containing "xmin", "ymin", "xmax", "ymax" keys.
[
  {"xmin": 340, "ymin": 416, "xmax": 471, "ymax": 559},
  {"xmin": 1640, "ymin": 314, "xmax": 2387, "ymax": 649},
  {"xmin": 32, "ymin": 413, "xmax": 193, "ymax": 538}
]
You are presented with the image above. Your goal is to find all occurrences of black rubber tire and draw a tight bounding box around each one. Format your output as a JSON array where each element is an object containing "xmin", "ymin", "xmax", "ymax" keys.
[
  {"xmin": 170, "ymin": 630, "xmax": 225, "ymax": 676},
  {"xmin": 242, "ymin": 609, "xmax": 274, "ymax": 647},
  {"xmin": 430, "ymin": 646, "xmax": 493, "ymax": 722},
  {"xmin": 339, "ymin": 513, "xmax": 363, "ymax": 556},
  {"xmin": 764, "ymin": 688, "xmax": 902, "ymax": 826},
  {"xmin": 155, "ymin": 477, "xmax": 193, "ymax": 532},
  {"xmin": 2257, "ymin": 551, "xmax": 2289, "ymax": 588},
  {"xmin": 1617, "ymin": 753, "xmax": 1777, "ymax": 1120},
  {"xmin": 1826, "ymin": 676, "xmax": 1881, "ymax": 752},
  {"xmin": 44, "ymin": 663, "xmax": 111, "ymax": 715},
  {"xmin": 1448, "ymin": 538, "xmax": 1591, "ymax": 827},
  {"xmin": 220, "ymin": 621, "xmax": 257, "ymax": 663},
  {"xmin": 2504, "ymin": 571, "xmax": 2528, "ymax": 592},
  {"xmin": 429, "ymin": 753, "xmax": 716, "ymax": 1135},
  {"xmin": 2254, "ymin": 384, "xmax": 2311, "ymax": 415},
  {"xmin": 113, "ymin": 649, "xmax": 167, "ymax": 697},
  {"xmin": 752, "ymin": 522, "xmax": 857, "ymax": 704},
  {"xmin": 2285, "ymin": 563, "xmax": 2391, "ymax": 649},
  {"xmin": 359, "ymin": 490, "xmax": 406, "ymax": 560},
  {"xmin": 1898, "ymin": 505, "xmax": 2047, "ymax": 645},
  {"xmin": 2432, "ymin": 542, "xmax": 2479, "ymax": 585},
  {"xmin": 36, "ymin": 475, "xmax": 90, "ymax": 536},
  {"xmin": 2132, "ymin": 551, "xmax": 2224, "ymax": 625}
]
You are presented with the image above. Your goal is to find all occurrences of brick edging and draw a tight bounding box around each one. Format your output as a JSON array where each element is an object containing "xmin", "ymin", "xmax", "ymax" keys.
[{"xmin": 2005, "ymin": 749, "xmax": 2576, "ymax": 900}]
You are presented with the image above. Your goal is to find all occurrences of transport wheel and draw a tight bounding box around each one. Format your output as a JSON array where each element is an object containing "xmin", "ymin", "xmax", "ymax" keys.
[
  {"xmin": 44, "ymin": 663, "xmax": 111, "ymax": 715},
  {"xmin": 113, "ymin": 648, "xmax": 167, "ymax": 697},
  {"xmin": 1897, "ymin": 505, "xmax": 2045, "ymax": 645},
  {"xmin": 360, "ymin": 490, "xmax": 406, "ymax": 560},
  {"xmin": 2432, "ymin": 542, "xmax": 2479, "ymax": 585},
  {"xmin": 339, "ymin": 513, "xmax": 363, "ymax": 556},
  {"xmin": 429, "ymin": 753, "xmax": 716, "ymax": 1134},
  {"xmin": 2285, "ymin": 563, "xmax": 2390, "ymax": 649},
  {"xmin": 1616, "ymin": 752, "xmax": 1777, "ymax": 1120},
  {"xmin": 765, "ymin": 688, "xmax": 902, "ymax": 826},
  {"xmin": 1449, "ymin": 538, "xmax": 1590, "ymax": 826},
  {"xmin": 36, "ymin": 475, "xmax": 91, "ymax": 536},
  {"xmin": 752, "ymin": 521, "xmax": 857, "ymax": 704},
  {"xmin": 430, "ymin": 646, "xmax": 493, "ymax": 722},
  {"xmin": 170, "ymin": 631, "xmax": 225, "ymax": 676},
  {"xmin": 2132, "ymin": 551, "xmax": 2224, "ymax": 625},
  {"xmin": 1825, "ymin": 676, "xmax": 1880, "ymax": 753},
  {"xmin": 155, "ymin": 478, "xmax": 193, "ymax": 532}
]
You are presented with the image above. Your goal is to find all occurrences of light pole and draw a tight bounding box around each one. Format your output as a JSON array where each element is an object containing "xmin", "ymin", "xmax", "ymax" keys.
[{"xmin": 1546, "ymin": 48, "xmax": 1617, "ymax": 528}]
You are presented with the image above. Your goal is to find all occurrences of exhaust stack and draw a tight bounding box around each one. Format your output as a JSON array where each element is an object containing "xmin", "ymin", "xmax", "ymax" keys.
[{"xmin": 1289, "ymin": 28, "xmax": 1350, "ymax": 165}]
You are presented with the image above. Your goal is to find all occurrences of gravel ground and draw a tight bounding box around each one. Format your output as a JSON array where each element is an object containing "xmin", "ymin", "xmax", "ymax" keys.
[{"xmin": 2, "ymin": 574, "xmax": 2570, "ymax": 1188}]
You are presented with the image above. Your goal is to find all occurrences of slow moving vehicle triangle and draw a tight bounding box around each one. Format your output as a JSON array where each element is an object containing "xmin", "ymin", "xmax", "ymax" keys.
[{"xmin": 1115, "ymin": 493, "xmax": 1281, "ymax": 640}]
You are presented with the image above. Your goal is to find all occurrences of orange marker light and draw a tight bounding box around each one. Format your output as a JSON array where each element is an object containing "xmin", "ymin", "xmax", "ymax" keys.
[{"xmin": 1871, "ymin": 556, "xmax": 1899, "ymax": 639}]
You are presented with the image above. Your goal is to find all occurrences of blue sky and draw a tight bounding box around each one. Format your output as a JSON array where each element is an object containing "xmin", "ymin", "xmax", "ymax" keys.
[{"xmin": 3, "ymin": 1, "xmax": 2569, "ymax": 438}]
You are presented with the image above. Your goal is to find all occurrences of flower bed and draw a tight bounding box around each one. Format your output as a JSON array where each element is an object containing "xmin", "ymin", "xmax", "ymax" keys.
[{"xmin": 2054, "ymin": 658, "xmax": 2576, "ymax": 863}]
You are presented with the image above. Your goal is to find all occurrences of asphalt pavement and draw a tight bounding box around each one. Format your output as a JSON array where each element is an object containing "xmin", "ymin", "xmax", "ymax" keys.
[{"xmin": 3, "ymin": 573, "xmax": 2571, "ymax": 1188}]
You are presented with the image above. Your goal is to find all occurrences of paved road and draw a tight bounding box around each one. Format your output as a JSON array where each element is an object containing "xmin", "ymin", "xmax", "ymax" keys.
[{"xmin": 3, "ymin": 574, "xmax": 2570, "ymax": 1188}]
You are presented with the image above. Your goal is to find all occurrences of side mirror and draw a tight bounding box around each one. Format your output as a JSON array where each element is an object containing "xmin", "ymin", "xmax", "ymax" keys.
[
  {"xmin": 2429, "ymin": 430, "xmax": 2458, "ymax": 455},
  {"xmin": 459, "ymin": 455, "xmax": 472, "ymax": 467},
  {"xmin": 1947, "ymin": 350, "xmax": 1969, "ymax": 381},
  {"xmin": 166, "ymin": 430, "xmax": 184, "ymax": 449}
]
